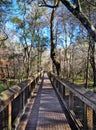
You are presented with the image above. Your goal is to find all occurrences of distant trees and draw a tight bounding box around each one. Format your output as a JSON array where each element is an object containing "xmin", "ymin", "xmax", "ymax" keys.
[
  {"xmin": 0, "ymin": 0, "xmax": 96, "ymax": 89},
  {"xmin": 0, "ymin": 0, "xmax": 49, "ymax": 82},
  {"xmin": 40, "ymin": 0, "xmax": 96, "ymax": 88},
  {"xmin": 10, "ymin": 1, "xmax": 48, "ymax": 78},
  {"xmin": 76, "ymin": 0, "xmax": 96, "ymax": 88}
]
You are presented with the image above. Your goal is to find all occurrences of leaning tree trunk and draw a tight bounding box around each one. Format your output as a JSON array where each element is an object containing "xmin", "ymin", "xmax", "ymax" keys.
[
  {"xmin": 60, "ymin": 0, "xmax": 96, "ymax": 42},
  {"xmin": 85, "ymin": 44, "xmax": 90, "ymax": 88},
  {"xmin": 60, "ymin": 0, "xmax": 96, "ymax": 88},
  {"xmin": 50, "ymin": 7, "xmax": 60, "ymax": 76},
  {"xmin": 89, "ymin": 39, "xmax": 96, "ymax": 88}
]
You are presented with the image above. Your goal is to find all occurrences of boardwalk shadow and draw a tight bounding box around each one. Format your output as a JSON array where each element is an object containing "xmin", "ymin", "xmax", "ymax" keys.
[{"xmin": 38, "ymin": 117, "xmax": 68, "ymax": 127}]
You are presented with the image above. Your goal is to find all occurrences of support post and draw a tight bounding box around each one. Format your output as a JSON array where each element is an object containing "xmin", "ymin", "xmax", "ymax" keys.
[
  {"xmin": 84, "ymin": 104, "xmax": 93, "ymax": 130},
  {"xmin": 93, "ymin": 111, "xmax": 96, "ymax": 130},
  {"xmin": 63, "ymin": 85, "xmax": 65, "ymax": 98},
  {"xmin": 8, "ymin": 103, "xmax": 12, "ymax": 130},
  {"xmin": 69, "ymin": 91, "xmax": 74, "ymax": 110},
  {"xmin": 22, "ymin": 91, "xmax": 25, "ymax": 108}
]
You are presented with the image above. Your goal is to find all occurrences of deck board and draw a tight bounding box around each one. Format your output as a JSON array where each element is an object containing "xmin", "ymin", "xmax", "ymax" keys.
[{"xmin": 26, "ymin": 73, "xmax": 71, "ymax": 130}]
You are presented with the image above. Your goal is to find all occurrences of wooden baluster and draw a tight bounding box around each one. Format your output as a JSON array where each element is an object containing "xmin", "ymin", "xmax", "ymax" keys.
[
  {"xmin": 87, "ymin": 106, "xmax": 93, "ymax": 130},
  {"xmin": 60, "ymin": 84, "xmax": 63, "ymax": 97},
  {"xmin": 93, "ymin": 111, "xmax": 96, "ymax": 130},
  {"xmin": 63, "ymin": 85, "xmax": 65, "ymax": 98},
  {"xmin": 53, "ymin": 78, "xmax": 56, "ymax": 87},
  {"xmin": 69, "ymin": 91, "xmax": 74, "ymax": 110},
  {"xmin": 8, "ymin": 103, "xmax": 12, "ymax": 130},
  {"xmin": 22, "ymin": 91, "xmax": 25, "ymax": 108},
  {"xmin": 56, "ymin": 80, "xmax": 58, "ymax": 89},
  {"xmin": 58, "ymin": 81, "xmax": 60, "ymax": 92},
  {"xmin": 84, "ymin": 104, "xmax": 93, "ymax": 130},
  {"xmin": 53, "ymin": 76, "xmax": 56, "ymax": 88},
  {"xmin": 59, "ymin": 82, "xmax": 61, "ymax": 94},
  {"xmin": 0, "ymin": 112, "xmax": 3, "ymax": 129}
]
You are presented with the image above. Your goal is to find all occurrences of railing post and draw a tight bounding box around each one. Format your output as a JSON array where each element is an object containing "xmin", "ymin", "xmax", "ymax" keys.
[
  {"xmin": 0, "ymin": 112, "xmax": 3, "ymax": 130},
  {"xmin": 53, "ymin": 77, "xmax": 56, "ymax": 87},
  {"xmin": 58, "ymin": 81, "xmax": 60, "ymax": 92},
  {"xmin": 56, "ymin": 80, "xmax": 59, "ymax": 89},
  {"xmin": 63, "ymin": 86, "xmax": 65, "ymax": 98},
  {"xmin": 93, "ymin": 111, "xmax": 96, "ymax": 130},
  {"xmin": 69, "ymin": 91, "xmax": 74, "ymax": 110},
  {"xmin": 22, "ymin": 91, "xmax": 25, "ymax": 108},
  {"xmin": 84, "ymin": 104, "xmax": 93, "ymax": 130},
  {"xmin": 8, "ymin": 103, "xmax": 12, "ymax": 130},
  {"xmin": 60, "ymin": 84, "xmax": 63, "ymax": 96}
]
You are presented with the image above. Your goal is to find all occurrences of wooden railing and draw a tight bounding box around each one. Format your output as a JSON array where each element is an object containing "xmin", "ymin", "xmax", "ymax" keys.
[
  {"xmin": 48, "ymin": 72, "xmax": 96, "ymax": 130},
  {"xmin": 0, "ymin": 72, "xmax": 43, "ymax": 130}
]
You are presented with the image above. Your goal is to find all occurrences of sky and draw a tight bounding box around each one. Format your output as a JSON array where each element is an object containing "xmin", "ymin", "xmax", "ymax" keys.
[
  {"xmin": 0, "ymin": 0, "xmax": 87, "ymax": 48},
  {"xmin": 1, "ymin": 0, "xmax": 50, "ymax": 45}
]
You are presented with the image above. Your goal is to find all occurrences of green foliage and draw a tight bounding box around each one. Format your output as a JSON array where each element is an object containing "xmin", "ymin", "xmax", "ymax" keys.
[
  {"xmin": 74, "ymin": 75, "xmax": 93, "ymax": 87},
  {"xmin": 0, "ymin": 79, "xmax": 19, "ymax": 93},
  {"xmin": 12, "ymin": 17, "xmax": 23, "ymax": 25},
  {"xmin": 0, "ymin": 82, "xmax": 7, "ymax": 93}
]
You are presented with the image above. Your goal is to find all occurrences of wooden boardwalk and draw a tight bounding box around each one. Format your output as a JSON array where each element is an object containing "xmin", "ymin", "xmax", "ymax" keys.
[
  {"xmin": 18, "ymin": 73, "xmax": 72, "ymax": 130},
  {"xmin": 17, "ymin": 74, "xmax": 75, "ymax": 130}
]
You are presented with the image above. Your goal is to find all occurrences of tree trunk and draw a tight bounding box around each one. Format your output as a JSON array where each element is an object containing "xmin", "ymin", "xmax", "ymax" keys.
[
  {"xmin": 37, "ymin": 52, "xmax": 39, "ymax": 73},
  {"xmin": 60, "ymin": 0, "xmax": 96, "ymax": 88},
  {"xmin": 6, "ymin": 64, "xmax": 10, "ymax": 78},
  {"xmin": 85, "ymin": 45, "xmax": 90, "ymax": 88},
  {"xmin": 89, "ymin": 39, "xmax": 96, "ymax": 88},
  {"xmin": 50, "ymin": 7, "xmax": 60, "ymax": 75}
]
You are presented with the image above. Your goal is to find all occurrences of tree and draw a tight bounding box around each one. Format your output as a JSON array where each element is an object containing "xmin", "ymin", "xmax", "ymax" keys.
[
  {"xmin": 60, "ymin": 0, "xmax": 96, "ymax": 42},
  {"xmin": 40, "ymin": 0, "xmax": 96, "ymax": 88},
  {"xmin": 79, "ymin": 1, "xmax": 96, "ymax": 88},
  {"xmin": 40, "ymin": 0, "xmax": 61, "ymax": 75},
  {"xmin": 50, "ymin": 1, "xmax": 61, "ymax": 75}
]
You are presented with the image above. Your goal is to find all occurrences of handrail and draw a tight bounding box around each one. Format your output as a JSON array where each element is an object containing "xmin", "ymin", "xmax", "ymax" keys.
[
  {"xmin": 0, "ymin": 71, "xmax": 43, "ymax": 130},
  {"xmin": 48, "ymin": 72, "xmax": 96, "ymax": 130}
]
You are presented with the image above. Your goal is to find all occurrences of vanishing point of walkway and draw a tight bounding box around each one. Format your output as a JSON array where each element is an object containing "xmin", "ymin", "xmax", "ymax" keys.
[{"xmin": 26, "ymin": 73, "xmax": 72, "ymax": 130}]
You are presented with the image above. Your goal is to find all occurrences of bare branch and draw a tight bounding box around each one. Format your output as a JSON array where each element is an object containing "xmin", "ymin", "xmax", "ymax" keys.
[
  {"xmin": 74, "ymin": 0, "xmax": 81, "ymax": 11},
  {"xmin": 39, "ymin": 0, "xmax": 59, "ymax": 8},
  {"xmin": 0, "ymin": 31, "xmax": 8, "ymax": 41},
  {"xmin": 60, "ymin": 0, "xmax": 96, "ymax": 42},
  {"xmin": 0, "ymin": 0, "xmax": 11, "ymax": 5},
  {"xmin": 86, "ymin": 0, "xmax": 96, "ymax": 7}
]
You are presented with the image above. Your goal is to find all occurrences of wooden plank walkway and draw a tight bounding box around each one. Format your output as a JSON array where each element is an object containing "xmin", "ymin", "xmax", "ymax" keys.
[{"xmin": 24, "ymin": 73, "xmax": 72, "ymax": 130}]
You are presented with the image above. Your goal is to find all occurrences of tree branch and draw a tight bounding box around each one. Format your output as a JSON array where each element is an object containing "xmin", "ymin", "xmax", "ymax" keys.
[
  {"xmin": 0, "ymin": 0, "xmax": 11, "ymax": 5},
  {"xmin": 0, "ymin": 32, "xmax": 8, "ymax": 41},
  {"xmin": 60, "ymin": 0, "xmax": 96, "ymax": 42},
  {"xmin": 39, "ymin": 0, "xmax": 59, "ymax": 8},
  {"xmin": 86, "ymin": 0, "xmax": 96, "ymax": 7},
  {"xmin": 74, "ymin": 0, "xmax": 81, "ymax": 11}
]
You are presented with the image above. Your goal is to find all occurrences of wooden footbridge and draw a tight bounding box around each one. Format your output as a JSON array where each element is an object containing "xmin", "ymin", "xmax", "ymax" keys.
[{"xmin": 0, "ymin": 71, "xmax": 96, "ymax": 130}]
